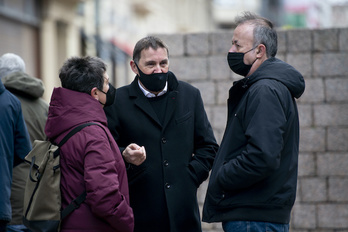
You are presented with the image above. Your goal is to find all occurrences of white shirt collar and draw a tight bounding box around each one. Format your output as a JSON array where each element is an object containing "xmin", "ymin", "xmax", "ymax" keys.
[{"xmin": 138, "ymin": 80, "xmax": 168, "ymax": 98}]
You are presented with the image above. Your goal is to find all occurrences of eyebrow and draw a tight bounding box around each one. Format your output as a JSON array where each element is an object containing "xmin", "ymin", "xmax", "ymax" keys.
[{"xmin": 144, "ymin": 59, "xmax": 168, "ymax": 65}]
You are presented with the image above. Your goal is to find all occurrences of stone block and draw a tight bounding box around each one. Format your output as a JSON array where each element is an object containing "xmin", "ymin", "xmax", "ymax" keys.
[
  {"xmin": 298, "ymin": 104, "xmax": 312, "ymax": 127},
  {"xmin": 210, "ymin": 31, "xmax": 233, "ymax": 55},
  {"xmin": 289, "ymin": 230, "xmax": 310, "ymax": 232},
  {"xmin": 339, "ymin": 28, "xmax": 348, "ymax": 51},
  {"xmin": 318, "ymin": 204, "xmax": 348, "ymax": 228},
  {"xmin": 298, "ymin": 153, "xmax": 316, "ymax": 176},
  {"xmin": 287, "ymin": 29, "xmax": 312, "ymax": 53},
  {"xmin": 202, "ymin": 222, "xmax": 222, "ymax": 232},
  {"xmin": 169, "ymin": 56, "xmax": 208, "ymax": 82},
  {"xmin": 292, "ymin": 204, "xmax": 316, "ymax": 229},
  {"xmin": 295, "ymin": 180, "xmax": 302, "ymax": 202},
  {"xmin": 186, "ymin": 33, "xmax": 210, "ymax": 56},
  {"xmin": 298, "ymin": 79, "xmax": 324, "ymax": 103},
  {"xmin": 211, "ymin": 105, "xmax": 227, "ymax": 131},
  {"xmin": 214, "ymin": 129, "xmax": 225, "ymax": 145},
  {"xmin": 313, "ymin": 29, "xmax": 339, "ymax": 52},
  {"xmin": 314, "ymin": 104, "xmax": 348, "ymax": 126},
  {"xmin": 325, "ymin": 78, "xmax": 348, "ymax": 102},
  {"xmin": 191, "ymin": 81, "xmax": 215, "ymax": 105},
  {"xmin": 299, "ymin": 127, "xmax": 326, "ymax": 152},
  {"xmin": 328, "ymin": 127, "xmax": 348, "ymax": 151},
  {"xmin": 287, "ymin": 53, "xmax": 312, "ymax": 77},
  {"xmin": 154, "ymin": 33, "xmax": 185, "ymax": 57},
  {"xmin": 277, "ymin": 30, "xmax": 287, "ymax": 53},
  {"xmin": 329, "ymin": 177, "xmax": 348, "ymax": 201},
  {"xmin": 313, "ymin": 53, "xmax": 348, "ymax": 77},
  {"xmin": 299, "ymin": 177, "xmax": 327, "ymax": 202},
  {"xmin": 208, "ymin": 55, "xmax": 231, "ymax": 81},
  {"xmin": 204, "ymin": 106, "xmax": 214, "ymax": 124},
  {"xmin": 216, "ymin": 81, "xmax": 231, "ymax": 105},
  {"xmin": 276, "ymin": 53, "xmax": 286, "ymax": 62},
  {"xmin": 317, "ymin": 152, "xmax": 348, "ymax": 176},
  {"xmin": 197, "ymin": 178, "xmax": 208, "ymax": 204}
]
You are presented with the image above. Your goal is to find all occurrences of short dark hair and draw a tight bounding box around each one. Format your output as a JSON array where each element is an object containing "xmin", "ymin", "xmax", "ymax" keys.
[
  {"xmin": 234, "ymin": 11, "xmax": 278, "ymax": 57},
  {"xmin": 59, "ymin": 56, "xmax": 106, "ymax": 94},
  {"xmin": 132, "ymin": 36, "xmax": 169, "ymax": 64}
]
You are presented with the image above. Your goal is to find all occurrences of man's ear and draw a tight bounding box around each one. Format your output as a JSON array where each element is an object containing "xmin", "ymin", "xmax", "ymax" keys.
[
  {"xmin": 90, "ymin": 87, "xmax": 99, "ymax": 100},
  {"xmin": 256, "ymin": 44, "xmax": 267, "ymax": 58},
  {"xmin": 130, "ymin": 60, "xmax": 139, "ymax": 75}
]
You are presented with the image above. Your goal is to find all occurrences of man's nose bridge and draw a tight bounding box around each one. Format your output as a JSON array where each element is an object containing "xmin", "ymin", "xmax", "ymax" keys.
[
  {"xmin": 154, "ymin": 63, "xmax": 162, "ymax": 73},
  {"xmin": 229, "ymin": 45, "xmax": 236, "ymax": 53}
]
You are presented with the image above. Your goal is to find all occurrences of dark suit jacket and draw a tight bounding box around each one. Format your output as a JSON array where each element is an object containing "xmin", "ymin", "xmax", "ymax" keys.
[{"xmin": 104, "ymin": 72, "xmax": 218, "ymax": 232}]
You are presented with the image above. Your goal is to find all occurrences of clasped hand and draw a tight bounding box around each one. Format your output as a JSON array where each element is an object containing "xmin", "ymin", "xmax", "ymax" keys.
[{"xmin": 122, "ymin": 143, "xmax": 146, "ymax": 166}]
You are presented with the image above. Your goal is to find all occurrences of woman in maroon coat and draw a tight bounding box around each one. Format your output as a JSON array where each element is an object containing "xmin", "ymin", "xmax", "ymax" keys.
[{"xmin": 45, "ymin": 56, "xmax": 134, "ymax": 232}]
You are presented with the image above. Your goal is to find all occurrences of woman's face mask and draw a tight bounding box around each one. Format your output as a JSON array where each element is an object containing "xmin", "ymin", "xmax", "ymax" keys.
[{"xmin": 99, "ymin": 83, "xmax": 116, "ymax": 107}]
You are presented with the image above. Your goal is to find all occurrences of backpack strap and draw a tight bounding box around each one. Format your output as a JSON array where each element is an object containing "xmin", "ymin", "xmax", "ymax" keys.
[
  {"xmin": 61, "ymin": 191, "xmax": 87, "ymax": 219},
  {"xmin": 53, "ymin": 122, "xmax": 100, "ymax": 158},
  {"xmin": 56, "ymin": 122, "xmax": 107, "ymax": 219}
]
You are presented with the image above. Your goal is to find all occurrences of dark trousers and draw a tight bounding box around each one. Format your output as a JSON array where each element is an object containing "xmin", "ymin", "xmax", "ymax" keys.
[{"xmin": 0, "ymin": 220, "xmax": 8, "ymax": 232}]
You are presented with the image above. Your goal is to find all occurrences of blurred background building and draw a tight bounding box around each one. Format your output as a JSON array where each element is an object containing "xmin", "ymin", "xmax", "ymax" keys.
[{"xmin": 1, "ymin": 0, "xmax": 348, "ymax": 100}]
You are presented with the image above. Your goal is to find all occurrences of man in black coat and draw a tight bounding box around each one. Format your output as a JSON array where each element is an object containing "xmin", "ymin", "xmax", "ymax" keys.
[
  {"xmin": 104, "ymin": 36, "xmax": 218, "ymax": 232},
  {"xmin": 203, "ymin": 12, "xmax": 305, "ymax": 232}
]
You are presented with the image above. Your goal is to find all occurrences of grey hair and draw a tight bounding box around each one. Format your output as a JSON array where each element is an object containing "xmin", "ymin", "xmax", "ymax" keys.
[
  {"xmin": 234, "ymin": 11, "xmax": 278, "ymax": 58},
  {"xmin": 0, "ymin": 53, "xmax": 26, "ymax": 79}
]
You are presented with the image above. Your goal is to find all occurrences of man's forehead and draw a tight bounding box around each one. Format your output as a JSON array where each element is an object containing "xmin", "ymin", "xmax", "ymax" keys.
[
  {"xmin": 103, "ymin": 72, "xmax": 109, "ymax": 80},
  {"xmin": 232, "ymin": 24, "xmax": 253, "ymax": 42},
  {"xmin": 141, "ymin": 47, "xmax": 167, "ymax": 56}
]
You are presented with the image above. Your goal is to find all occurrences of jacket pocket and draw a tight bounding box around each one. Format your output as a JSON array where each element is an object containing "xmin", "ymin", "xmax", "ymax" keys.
[{"xmin": 175, "ymin": 112, "xmax": 192, "ymax": 125}]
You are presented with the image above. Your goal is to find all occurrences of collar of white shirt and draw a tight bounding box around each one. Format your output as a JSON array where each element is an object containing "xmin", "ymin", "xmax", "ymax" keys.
[{"xmin": 138, "ymin": 80, "xmax": 168, "ymax": 98}]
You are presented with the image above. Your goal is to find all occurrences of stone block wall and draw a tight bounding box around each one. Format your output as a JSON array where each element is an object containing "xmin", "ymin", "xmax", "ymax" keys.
[{"xmin": 155, "ymin": 27, "xmax": 348, "ymax": 231}]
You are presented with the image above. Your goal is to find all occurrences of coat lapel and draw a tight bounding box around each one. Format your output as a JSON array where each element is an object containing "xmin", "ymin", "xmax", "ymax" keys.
[
  {"xmin": 162, "ymin": 91, "xmax": 177, "ymax": 130},
  {"xmin": 129, "ymin": 74, "xmax": 179, "ymax": 130},
  {"xmin": 134, "ymin": 96, "xmax": 162, "ymax": 127},
  {"xmin": 129, "ymin": 78, "xmax": 162, "ymax": 127}
]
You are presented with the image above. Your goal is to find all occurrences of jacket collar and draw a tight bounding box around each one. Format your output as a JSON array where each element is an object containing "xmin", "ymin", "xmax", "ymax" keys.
[
  {"xmin": 129, "ymin": 71, "xmax": 178, "ymax": 97},
  {"xmin": 128, "ymin": 71, "xmax": 179, "ymax": 129},
  {"xmin": 0, "ymin": 79, "xmax": 5, "ymax": 94}
]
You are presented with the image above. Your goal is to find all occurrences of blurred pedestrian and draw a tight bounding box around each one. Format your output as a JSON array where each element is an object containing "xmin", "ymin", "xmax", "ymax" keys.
[
  {"xmin": 0, "ymin": 53, "xmax": 49, "ymax": 232},
  {"xmin": 203, "ymin": 12, "xmax": 305, "ymax": 232},
  {"xmin": 104, "ymin": 36, "xmax": 218, "ymax": 232},
  {"xmin": 44, "ymin": 56, "xmax": 133, "ymax": 232},
  {"xmin": 0, "ymin": 64, "xmax": 31, "ymax": 231}
]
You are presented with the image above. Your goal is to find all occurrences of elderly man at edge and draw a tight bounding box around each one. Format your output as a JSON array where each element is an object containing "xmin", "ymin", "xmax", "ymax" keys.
[
  {"xmin": 0, "ymin": 62, "xmax": 31, "ymax": 231},
  {"xmin": 0, "ymin": 53, "xmax": 48, "ymax": 232}
]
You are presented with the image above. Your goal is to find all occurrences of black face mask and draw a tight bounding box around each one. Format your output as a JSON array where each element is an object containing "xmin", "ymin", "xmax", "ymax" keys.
[
  {"xmin": 227, "ymin": 46, "xmax": 257, "ymax": 76},
  {"xmin": 99, "ymin": 83, "xmax": 116, "ymax": 107},
  {"xmin": 135, "ymin": 63, "xmax": 168, "ymax": 92}
]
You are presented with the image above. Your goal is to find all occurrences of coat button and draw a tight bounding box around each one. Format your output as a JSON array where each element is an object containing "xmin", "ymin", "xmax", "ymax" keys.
[
  {"xmin": 165, "ymin": 183, "xmax": 171, "ymax": 189},
  {"xmin": 163, "ymin": 160, "xmax": 169, "ymax": 167},
  {"xmin": 161, "ymin": 137, "xmax": 167, "ymax": 144}
]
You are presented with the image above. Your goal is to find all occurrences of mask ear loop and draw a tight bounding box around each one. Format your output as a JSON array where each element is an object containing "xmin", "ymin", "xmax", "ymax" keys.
[{"xmin": 134, "ymin": 62, "xmax": 144, "ymax": 76}]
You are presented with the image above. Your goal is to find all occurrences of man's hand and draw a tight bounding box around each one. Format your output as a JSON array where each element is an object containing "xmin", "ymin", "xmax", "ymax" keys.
[{"xmin": 122, "ymin": 143, "xmax": 146, "ymax": 166}]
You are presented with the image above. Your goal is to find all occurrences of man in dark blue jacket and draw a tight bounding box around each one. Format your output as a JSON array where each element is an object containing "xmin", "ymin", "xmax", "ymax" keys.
[
  {"xmin": 203, "ymin": 12, "xmax": 305, "ymax": 232},
  {"xmin": 0, "ymin": 77, "xmax": 31, "ymax": 232}
]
